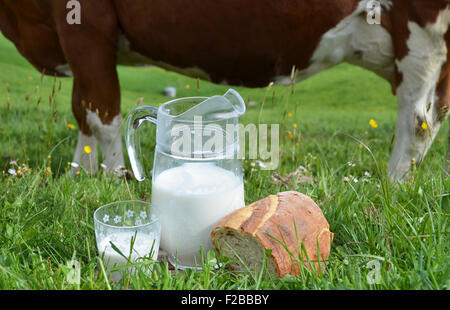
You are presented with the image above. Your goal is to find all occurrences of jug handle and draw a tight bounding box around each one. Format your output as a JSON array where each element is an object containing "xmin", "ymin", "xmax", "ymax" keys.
[{"xmin": 125, "ymin": 105, "xmax": 158, "ymax": 181}]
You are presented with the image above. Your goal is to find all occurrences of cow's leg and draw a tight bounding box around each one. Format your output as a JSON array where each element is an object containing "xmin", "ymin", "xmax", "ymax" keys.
[
  {"xmin": 53, "ymin": 0, "xmax": 124, "ymax": 174},
  {"xmin": 66, "ymin": 58, "xmax": 124, "ymax": 175},
  {"xmin": 85, "ymin": 107, "xmax": 124, "ymax": 173},
  {"xmin": 72, "ymin": 79, "xmax": 99, "ymax": 174}
]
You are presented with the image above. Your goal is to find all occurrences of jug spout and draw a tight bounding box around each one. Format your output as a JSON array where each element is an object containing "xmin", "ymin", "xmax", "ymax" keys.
[
  {"xmin": 175, "ymin": 88, "xmax": 246, "ymax": 122},
  {"xmin": 224, "ymin": 89, "xmax": 246, "ymax": 117}
]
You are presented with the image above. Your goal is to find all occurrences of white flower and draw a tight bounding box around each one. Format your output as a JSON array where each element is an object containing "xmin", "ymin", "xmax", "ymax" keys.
[
  {"xmin": 126, "ymin": 209, "xmax": 134, "ymax": 218},
  {"xmin": 8, "ymin": 169, "xmax": 17, "ymax": 176},
  {"xmin": 364, "ymin": 171, "xmax": 371, "ymax": 177},
  {"xmin": 344, "ymin": 174, "xmax": 358, "ymax": 183},
  {"xmin": 113, "ymin": 215, "xmax": 122, "ymax": 224},
  {"xmin": 114, "ymin": 165, "xmax": 126, "ymax": 172},
  {"xmin": 256, "ymin": 160, "xmax": 268, "ymax": 169},
  {"xmin": 347, "ymin": 161, "xmax": 356, "ymax": 167},
  {"xmin": 100, "ymin": 163, "xmax": 107, "ymax": 170},
  {"xmin": 140, "ymin": 211, "xmax": 147, "ymax": 219},
  {"xmin": 70, "ymin": 162, "xmax": 79, "ymax": 168},
  {"xmin": 9, "ymin": 160, "xmax": 18, "ymax": 167},
  {"xmin": 135, "ymin": 219, "xmax": 143, "ymax": 226},
  {"xmin": 103, "ymin": 215, "xmax": 110, "ymax": 223},
  {"xmin": 298, "ymin": 165, "xmax": 307, "ymax": 173}
]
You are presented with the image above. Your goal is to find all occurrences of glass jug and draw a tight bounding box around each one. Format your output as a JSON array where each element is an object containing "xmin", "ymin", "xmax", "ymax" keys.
[{"xmin": 125, "ymin": 89, "xmax": 246, "ymax": 270}]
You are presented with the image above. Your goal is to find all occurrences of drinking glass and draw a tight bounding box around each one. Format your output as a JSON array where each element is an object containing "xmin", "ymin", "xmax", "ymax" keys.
[{"xmin": 94, "ymin": 201, "xmax": 161, "ymax": 281}]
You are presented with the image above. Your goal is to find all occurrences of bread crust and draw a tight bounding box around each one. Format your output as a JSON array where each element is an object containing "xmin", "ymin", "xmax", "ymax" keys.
[{"xmin": 211, "ymin": 191, "xmax": 333, "ymax": 278}]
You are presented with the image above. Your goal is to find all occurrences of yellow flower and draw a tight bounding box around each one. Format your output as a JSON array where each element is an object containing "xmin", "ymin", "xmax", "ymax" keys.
[
  {"xmin": 76, "ymin": 171, "xmax": 80, "ymax": 176},
  {"xmin": 369, "ymin": 119, "xmax": 379, "ymax": 128},
  {"xmin": 66, "ymin": 123, "xmax": 76, "ymax": 130},
  {"xmin": 295, "ymin": 142, "xmax": 300, "ymax": 147},
  {"xmin": 84, "ymin": 145, "xmax": 92, "ymax": 154},
  {"xmin": 186, "ymin": 85, "xmax": 191, "ymax": 89},
  {"xmin": 292, "ymin": 123, "xmax": 298, "ymax": 129},
  {"xmin": 45, "ymin": 167, "xmax": 52, "ymax": 176},
  {"xmin": 158, "ymin": 102, "xmax": 163, "ymax": 107},
  {"xmin": 421, "ymin": 122, "xmax": 429, "ymax": 131},
  {"xmin": 288, "ymin": 113, "xmax": 293, "ymax": 118},
  {"xmin": 288, "ymin": 132, "xmax": 294, "ymax": 140}
]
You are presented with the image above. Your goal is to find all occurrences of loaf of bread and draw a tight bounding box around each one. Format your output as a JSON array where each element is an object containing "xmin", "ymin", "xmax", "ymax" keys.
[{"xmin": 211, "ymin": 191, "xmax": 333, "ymax": 278}]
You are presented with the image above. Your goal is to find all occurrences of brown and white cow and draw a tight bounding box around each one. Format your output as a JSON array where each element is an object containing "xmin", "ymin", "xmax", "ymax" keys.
[{"xmin": 0, "ymin": 0, "xmax": 449, "ymax": 180}]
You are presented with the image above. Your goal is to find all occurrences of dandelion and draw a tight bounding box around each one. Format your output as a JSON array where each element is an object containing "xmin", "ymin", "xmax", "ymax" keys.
[
  {"xmin": 44, "ymin": 167, "xmax": 52, "ymax": 176},
  {"xmin": 288, "ymin": 132, "xmax": 294, "ymax": 140},
  {"xmin": 186, "ymin": 84, "xmax": 191, "ymax": 89},
  {"xmin": 66, "ymin": 123, "xmax": 76, "ymax": 130},
  {"xmin": 292, "ymin": 123, "xmax": 298, "ymax": 129},
  {"xmin": 295, "ymin": 142, "xmax": 300, "ymax": 147},
  {"xmin": 84, "ymin": 145, "xmax": 92, "ymax": 154},
  {"xmin": 76, "ymin": 171, "xmax": 80, "ymax": 176},
  {"xmin": 369, "ymin": 119, "xmax": 379, "ymax": 128},
  {"xmin": 421, "ymin": 122, "xmax": 429, "ymax": 131},
  {"xmin": 288, "ymin": 112, "xmax": 293, "ymax": 118}
]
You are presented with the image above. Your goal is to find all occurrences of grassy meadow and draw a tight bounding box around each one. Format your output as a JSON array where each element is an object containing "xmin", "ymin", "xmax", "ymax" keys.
[{"xmin": 0, "ymin": 33, "xmax": 448, "ymax": 290}]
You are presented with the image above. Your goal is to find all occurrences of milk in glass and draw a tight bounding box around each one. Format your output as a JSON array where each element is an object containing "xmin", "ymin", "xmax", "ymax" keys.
[
  {"xmin": 98, "ymin": 232, "xmax": 160, "ymax": 281},
  {"xmin": 151, "ymin": 163, "xmax": 245, "ymax": 268}
]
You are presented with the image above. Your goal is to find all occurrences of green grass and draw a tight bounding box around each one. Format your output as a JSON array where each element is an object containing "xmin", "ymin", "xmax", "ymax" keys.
[{"xmin": 0, "ymin": 33, "xmax": 449, "ymax": 290}]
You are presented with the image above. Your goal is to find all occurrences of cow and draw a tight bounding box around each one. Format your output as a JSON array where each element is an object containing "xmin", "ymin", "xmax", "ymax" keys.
[{"xmin": 0, "ymin": 0, "xmax": 449, "ymax": 180}]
